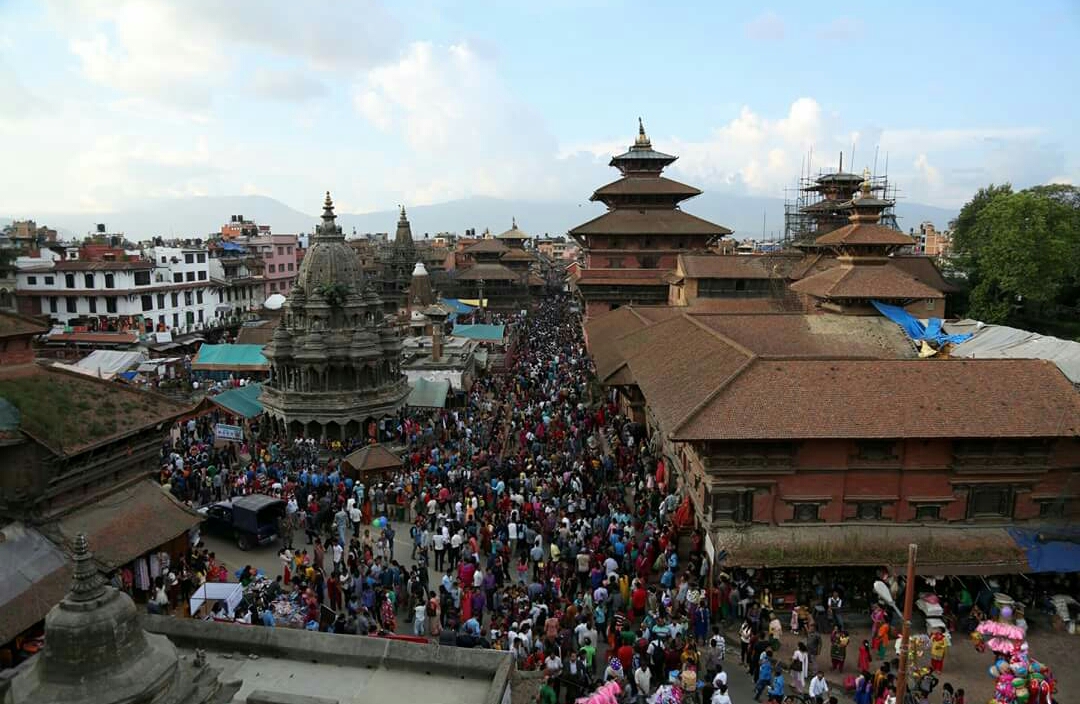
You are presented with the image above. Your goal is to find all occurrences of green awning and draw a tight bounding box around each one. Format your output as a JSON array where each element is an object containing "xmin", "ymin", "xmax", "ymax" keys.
[
  {"xmin": 209, "ymin": 383, "xmax": 264, "ymax": 419},
  {"xmin": 450, "ymin": 324, "xmax": 505, "ymax": 343},
  {"xmin": 407, "ymin": 378, "xmax": 450, "ymax": 409},
  {"xmin": 190, "ymin": 344, "xmax": 268, "ymax": 371}
]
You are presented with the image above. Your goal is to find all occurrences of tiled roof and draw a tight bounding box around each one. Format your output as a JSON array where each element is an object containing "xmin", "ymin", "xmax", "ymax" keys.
[
  {"xmin": 790, "ymin": 263, "xmax": 945, "ymax": 300},
  {"xmin": 692, "ymin": 314, "xmax": 915, "ymax": 359},
  {"xmin": 235, "ymin": 320, "xmax": 278, "ymax": 345},
  {"xmin": 787, "ymin": 253, "xmax": 839, "ymax": 280},
  {"xmin": 680, "ymin": 254, "xmax": 787, "ymax": 280},
  {"xmin": 499, "ymin": 248, "xmax": 535, "ymax": 261},
  {"xmin": 44, "ymin": 479, "xmax": 202, "ymax": 570},
  {"xmin": 0, "ymin": 364, "xmax": 189, "ymax": 456},
  {"xmin": 583, "ymin": 307, "xmax": 654, "ymax": 381},
  {"xmin": 45, "ymin": 331, "xmax": 140, "ymax": 345},
  {"xmin": 591, "ymin": 177, "xmax": 702, "ymax": 199},
  {"xmin": 0, "ymin": 522, "xmax": 72, "ymax": 645},
  {"xmin": 673, "ymin": 358, "xmax": 1080, "ymax": 440},
  {"xmin": 890, "ymin": 256, "xmax": 959, "ymax": 293},
  {"xmin": 461, "ymin": 239, "xmax": 509, "ymax": 255},
  {"xmin": 814, "ymin": 222, "xmax": 914, "ymax": 247},
  {"xmin": 455, "ymin": 262, "xmax": 520, "ymax": 281},
  {"xmin": 343, "ymin": 443, "xmax": 404, "ymax": 475},
  {"xmin": 621, "ymin": 316, "xmax": 753, "ymax": 434},
  {"xmin": 575, "ymin": 268, "xmax": 668, "ymax": 286},
  {"xmin": 684, "ymin": 298, "xmax": 799, "ymax": 314},
  {"xmin": 569, "ymin": 208, "xmax": 732, "ymax": 237},
  {"xmin": 0, "ymin": 311, "xmax": 48, "ymax": 339}
]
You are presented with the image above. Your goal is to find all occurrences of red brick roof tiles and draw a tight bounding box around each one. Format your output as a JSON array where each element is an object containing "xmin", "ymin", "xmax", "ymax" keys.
[
  {"xmin": 790, "ymin": 263, "xmax": 945, "ymax": 301},
  {"xmin": 673, "ymin": 358, "xmax": 1080, "ymax": 440}
]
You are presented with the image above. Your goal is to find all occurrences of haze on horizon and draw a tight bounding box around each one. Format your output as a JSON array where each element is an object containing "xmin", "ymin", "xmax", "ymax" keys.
[{"xmin": 1, "ymin": 0, "xmax": 1076, "ymax": 218}]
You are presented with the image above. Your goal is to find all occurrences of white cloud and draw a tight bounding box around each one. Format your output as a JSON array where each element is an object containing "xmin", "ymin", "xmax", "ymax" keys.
[
  {"xmin": 743, "ymin": 11, "xmax": 786, "ymax": 41},
  {"xmin": 251, "ymin": 69, "xmax": 327, "ymax": 103},
  {"xmin": 351, "ymin": 41, "xmax": 571, "ymax": 206},
  {"xmin": 51, "ymin": 0, "xmax": 400, "ymax": 107}
]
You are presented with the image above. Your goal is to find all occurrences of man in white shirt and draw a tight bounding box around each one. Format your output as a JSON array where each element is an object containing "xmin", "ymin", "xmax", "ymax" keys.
[{"xmin": 808, "ymin": 670, "xmax": 829, "ymax": 702}]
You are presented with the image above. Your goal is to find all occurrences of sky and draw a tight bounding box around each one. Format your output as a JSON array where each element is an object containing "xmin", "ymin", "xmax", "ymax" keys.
[{"xmin": 1, "ymin": 0, "xmax": 1077, "ymax": 217}]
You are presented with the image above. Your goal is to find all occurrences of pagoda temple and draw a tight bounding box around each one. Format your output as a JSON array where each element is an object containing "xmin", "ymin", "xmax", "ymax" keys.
[
  {"xmin": 569, "ymin": 119, "xmax": 732, "ymax": 318},
  {"xmin": 785, "ymin": 153, "xmax": 900, "ymax": 247},
  {"xmin": 790, "ymin": 171, "xmax": 944, "ymax": 315},
  {"xmin": 261, "ymin": 192, "xmax": 409, "ymax": 440}
]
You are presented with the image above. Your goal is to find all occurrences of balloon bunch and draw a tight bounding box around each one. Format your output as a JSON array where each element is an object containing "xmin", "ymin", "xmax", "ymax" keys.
[
  {"xmin": 574, "ymin": 680, "xmax": 622, "ymax": 704},
  {"xmin": 985, "ymin": 645, "xmax": 1056, "ymax": 704},
  {"xmin": 973, "ymin": 616, "xmax": 1026, "ymax": 657},
  {"xmin": 370, "ymin": 516, "xmax": 389, "ymax": 529}
]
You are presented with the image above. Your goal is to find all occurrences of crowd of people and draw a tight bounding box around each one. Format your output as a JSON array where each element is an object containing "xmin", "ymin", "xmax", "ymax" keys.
[
  {"xmin": 149, "ymin": 297, "xmax": 984, "ymax": 704},
  {"xmin": 150, "ymin": 297, "xmax": 765, "ymax": 703}
]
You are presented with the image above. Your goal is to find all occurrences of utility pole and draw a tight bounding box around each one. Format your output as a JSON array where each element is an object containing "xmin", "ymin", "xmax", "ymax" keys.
[{"xmin": 896, "ymin": 543, "xmax": 918, "ymax": 704}]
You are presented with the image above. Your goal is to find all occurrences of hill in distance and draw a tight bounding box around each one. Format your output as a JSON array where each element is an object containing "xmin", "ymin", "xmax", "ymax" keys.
[{"xmin": 8, "ymin": 193, "xmax": 957, "ymax": 242}]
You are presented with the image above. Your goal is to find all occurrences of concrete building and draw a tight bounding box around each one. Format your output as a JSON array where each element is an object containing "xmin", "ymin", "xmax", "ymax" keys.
[
  {"xmin": 247, "ymin": 233, "xmax": 298, "ymax": 298},
  {"xmin": 916, "ymin": 221, "xmax": 953, "ymax": 257}
]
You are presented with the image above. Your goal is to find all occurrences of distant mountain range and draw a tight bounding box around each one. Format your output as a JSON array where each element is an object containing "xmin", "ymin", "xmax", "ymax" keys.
[{"xmin": 4, "ymin": 193, "xmax": 958, "ymax": 242}]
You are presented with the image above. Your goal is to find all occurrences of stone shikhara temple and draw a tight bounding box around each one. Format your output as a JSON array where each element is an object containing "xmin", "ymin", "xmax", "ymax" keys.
[{"xmin": 261, "ymin": 192, "xmax": 409, "ymax": 440}]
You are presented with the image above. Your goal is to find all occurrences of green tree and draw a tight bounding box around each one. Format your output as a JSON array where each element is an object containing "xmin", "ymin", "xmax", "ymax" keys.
[
  {"xmin": 961, "ymin": 185, "xmax": 1080, "ymax": 324},
  {"xmin": 950, "ymin": 183, "xmax": 1013, "ymax": 260}
]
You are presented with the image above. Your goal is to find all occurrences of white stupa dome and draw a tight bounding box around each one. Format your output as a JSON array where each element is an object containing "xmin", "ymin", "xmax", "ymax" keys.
[{"xmin": 412, "ymin": 262, "xmax": 428, "ymax": 276}]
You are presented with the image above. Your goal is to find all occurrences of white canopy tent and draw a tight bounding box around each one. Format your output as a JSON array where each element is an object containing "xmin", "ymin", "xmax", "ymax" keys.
[{"xmin": 189, "ymin": 582, "xmax": 243, "ymax": 619}]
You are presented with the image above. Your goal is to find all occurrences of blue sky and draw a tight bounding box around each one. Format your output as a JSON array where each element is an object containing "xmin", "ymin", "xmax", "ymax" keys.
[{"xmin": 1, "ymin": 0, "xmax": 1076, "ymax": 215}]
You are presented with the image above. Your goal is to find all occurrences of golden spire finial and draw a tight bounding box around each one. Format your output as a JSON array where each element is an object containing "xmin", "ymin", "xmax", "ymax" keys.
[
  {"xmin": 512, "ymin": 216, "xmax": 517, "ymax": 229},
  {"xmin": 636, "ymin": 117, "xmax": 650, "ymax": 146},
  {"xmin": 859, "ymin": 167, "xmax": 873, "ymax": 198},
  {"xmin": 324, "ymin": 191, "xmax": 333, "ymax": 208}
]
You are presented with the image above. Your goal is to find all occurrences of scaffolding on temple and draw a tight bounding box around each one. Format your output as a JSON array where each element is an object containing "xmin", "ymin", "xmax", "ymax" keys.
[{"xmin": 783, "ymin": 149, "xmax": 901, "ymax": 248}]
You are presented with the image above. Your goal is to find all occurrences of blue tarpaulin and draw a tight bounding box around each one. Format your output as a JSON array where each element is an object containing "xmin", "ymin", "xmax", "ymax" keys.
[
  {"xmin": 1007, "ymin": 527, "xmax": 1080, "ymax": 573},
  {"xmin": 220, "ymin": 241, "xmax": 246, "ymax": 252},
  {"xmin": 440, "ymin": 298, "xmax": 476, "ymax": 315},
  {"xmin": 872, "ymin": 300, "xmax": 974, "ymax": 346}
]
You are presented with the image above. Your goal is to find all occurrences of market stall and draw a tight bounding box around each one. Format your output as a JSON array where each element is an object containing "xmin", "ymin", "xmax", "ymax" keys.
[{"xmin": 189, "ymin": 582, "xmax": 243, "ymax": 619}]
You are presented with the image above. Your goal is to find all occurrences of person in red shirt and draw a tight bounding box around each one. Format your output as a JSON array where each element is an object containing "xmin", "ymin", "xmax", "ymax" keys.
[{"xmin": 631, "ymin": 582, "xmax": 648, "ymax": 620}]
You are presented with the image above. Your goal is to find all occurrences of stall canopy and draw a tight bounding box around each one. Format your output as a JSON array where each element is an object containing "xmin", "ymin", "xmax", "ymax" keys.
[
  {"xmin": 53, "ymin": 349, "xmax": 147, "ymax": 380},
  {"xmin": 0, "ymin": 523, "xmax": 72, "ymax": 645},
  {"xmin": 451, "ymin": 324, "xmax": 505, "ymax": 343},
  {"xmin": 407, "ymin": 377, "xmax": 450, "ymax": 409},
  {"xmin": 41, "ymin": 479, "xmax": 202, "ymax": 570},
  {"xmin": 210, "ymin": 383, "xmax": 264, "ymax": 419},
  {"xmin": 190, "ymin": 343, "xmax": 268, "ymax": 372},
  {"xmin": 189, "ymin": 582, "xmax": 243, "ymax": 618},
  {"xmin": 342, "ymin": 443, "xmax": 404, "ymax": 478},
  {"xmin": 1007, "ymin": 527, "xmax": 1080, "ymax": 573},
  {"xmin": 712, "ymin": 524, "xmax": 1030, "ymax": 576}
]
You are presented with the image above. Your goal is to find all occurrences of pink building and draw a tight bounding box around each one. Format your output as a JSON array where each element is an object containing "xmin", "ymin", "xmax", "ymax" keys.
[{"xmin": 249, "ymin": 234, "xmax": 298, "ymax": 298}]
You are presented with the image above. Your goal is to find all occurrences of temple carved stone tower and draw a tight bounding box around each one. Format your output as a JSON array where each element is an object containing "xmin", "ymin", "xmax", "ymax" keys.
[{"xmin": 261, "ymin": 192, "xmax": 409, "ymax": 439}]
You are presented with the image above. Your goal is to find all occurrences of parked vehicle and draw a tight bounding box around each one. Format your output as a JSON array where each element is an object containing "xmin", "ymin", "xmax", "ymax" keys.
[{"xmin": 198, "ymin": 495, "xmax": 285, "ymax": 550}]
